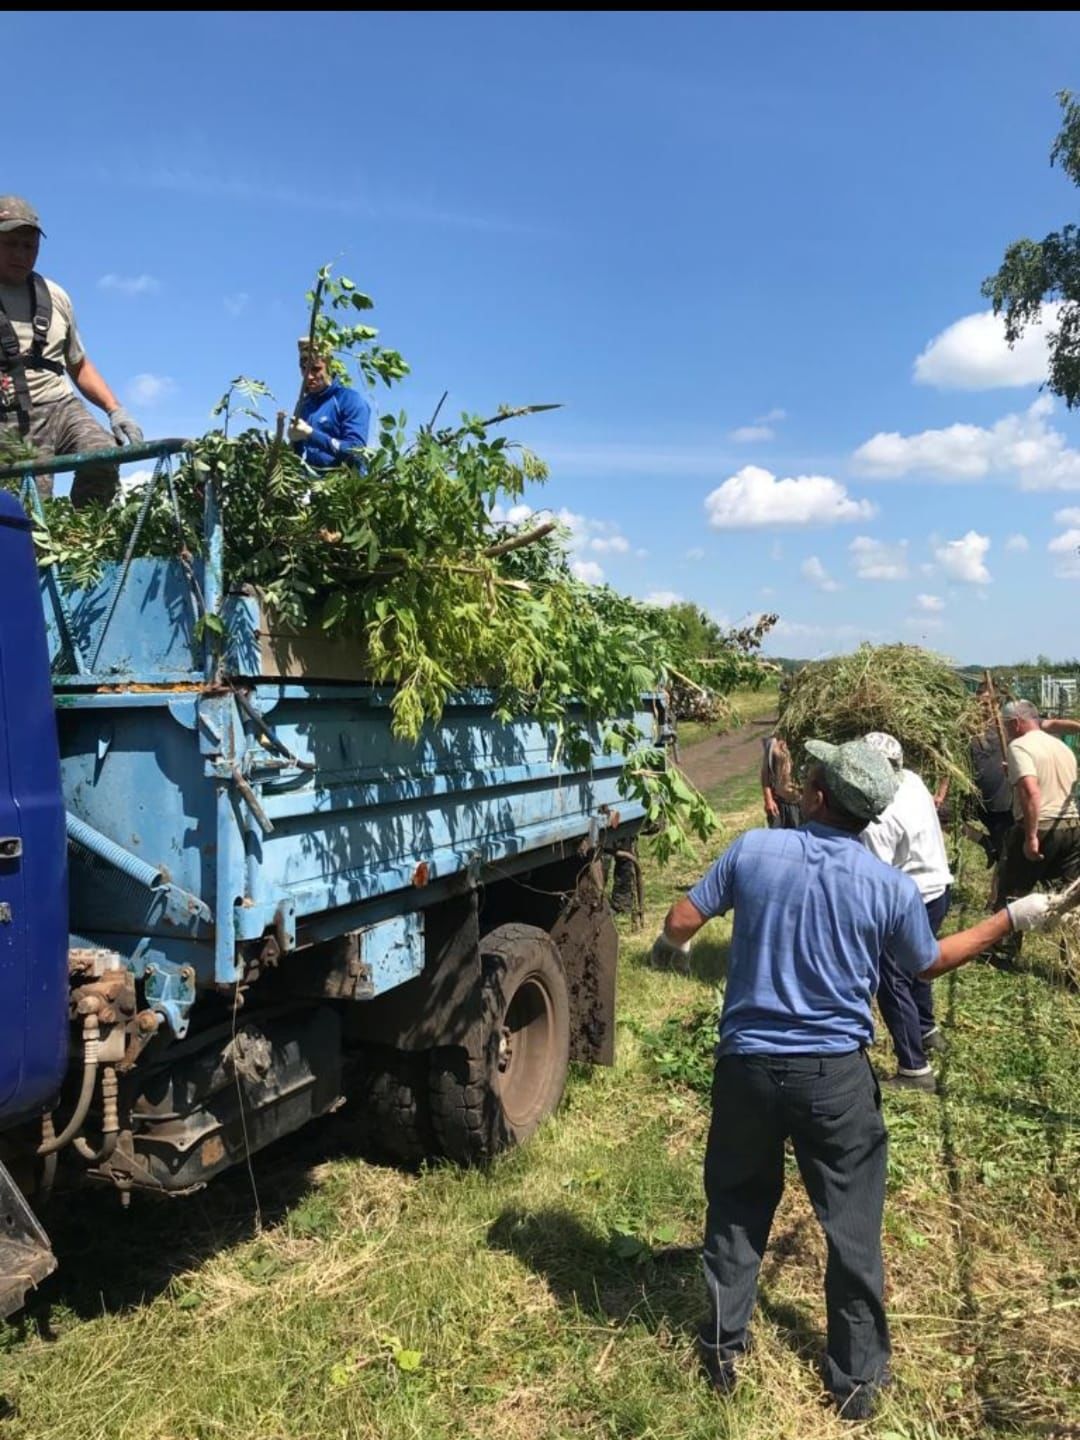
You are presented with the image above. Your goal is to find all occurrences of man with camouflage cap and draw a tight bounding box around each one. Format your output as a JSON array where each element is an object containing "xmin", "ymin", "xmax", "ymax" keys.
[
  {"xmin": 652, "ymin": 737, "xmax": 1052, "ymax": 1421},
  {"xmin": 0, "ymin": 196, "xmax": 142, "ymax": 506}
]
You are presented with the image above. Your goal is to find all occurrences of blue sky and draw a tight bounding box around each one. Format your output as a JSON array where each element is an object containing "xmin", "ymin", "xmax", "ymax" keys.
[{"xmin": 10, "ymin": 11, "xmax": 1080, "ymax": 662}]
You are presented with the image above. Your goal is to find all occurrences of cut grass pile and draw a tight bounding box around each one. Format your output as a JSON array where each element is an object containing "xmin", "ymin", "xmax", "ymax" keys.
[
  {"xmin": 0, "ymin": 745, "xmax": 1077, "ymax": 1440},
  {"xmin": 779, "ymin": 645, "xmax": 983, "ymax": 797}
]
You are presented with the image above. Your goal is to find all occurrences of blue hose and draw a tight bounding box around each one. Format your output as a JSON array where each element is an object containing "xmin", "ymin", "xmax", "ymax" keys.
[{"xmin": 65, "ymin": 812, "xmax": 164, "ymax": 892}]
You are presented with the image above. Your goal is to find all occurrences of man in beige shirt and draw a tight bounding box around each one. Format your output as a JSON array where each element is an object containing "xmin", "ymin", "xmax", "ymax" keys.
[
  {"xmin": 999, "ymin": 699, "xmax": 1080, "ymax": 904},
  {"xmin": 0, "ymin": 195, "xmax": 143, "ymax": 506}
]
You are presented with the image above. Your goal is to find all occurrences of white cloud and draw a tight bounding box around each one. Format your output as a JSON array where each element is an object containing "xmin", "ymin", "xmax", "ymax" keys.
[
  {"xmin": 913, "ymin": 304, "xmax": 1061, "ymax": 390},
  {"xmin": 570, "ymin": 558, "xmax": 604, "ymax": 585},
  {"xmin": 934, "ymin": 531, "xmax": 991, "ymax": 584},
  {"xmin": 770, "ymin": 618, "xmax": 883, "ymax": 652},
  {"xmin": 1005, "ymin": 533, "xmax": 1030, "ymax": 552},
  {"xmin": 490, "ymin": 502, "xmax": 534, "ymax": 525},
  {"xmin": 1048, "ymin": 528, "xmax": 1080, "ymax": 578},
  {"xmin": 849, "ymin": 536, "xmax": 909, "ymax": 581},
  {"xmin": 642, "ymin": 590, "xmax": 683, "ymax": 608},
  {"xmin": 686, "ymin": 546, "xmax": 705, "ymax": 561},
  {"xmin": 730, "ymin": 424, "xmax": 774, "ymax": 443},
  {"xmin": 127, "ymin": 372, "xmax": 175, "ymax": 406},
  {"xmin": 118, "ymin": 467, "xmax": 153, "ymax": 498},
  {"xmin": 729, "ymin": 407, "xmax": 786, "ymax": 443},
  {"xmin": 588, "ymin": 534, "xmax": 630, "ymax": 555},
  {"xmin": 852, "ymin": 397, "xmax": 1080, "ymax": 491},
  {"xmin": 801, "ymin": 555, "xmax": 841, "ymax": 591},
  {"xmin": 555, "ymin": 508, "xmax": 633, "ymax": 558},
  {"xmin": 904, "ymin": 614, "xmax": 945, "ymax": 632},
  {"xmin": 705, "ymin": 465, "xmax": 876, "ymax": 530},
  {"xmin": 98, "ymin": 273, "xmax": 160, "ymax": 296},
  {"xmin": 916, "ymin": 593, "xmax": 945, "ymax": 612},
  {"xmin": 1054, "ymin": 507, "xmax": 1080, "ymax": 527},
  {"xmin": 224, "ymin": 291, "xmax": 250, "ymax": 317}
]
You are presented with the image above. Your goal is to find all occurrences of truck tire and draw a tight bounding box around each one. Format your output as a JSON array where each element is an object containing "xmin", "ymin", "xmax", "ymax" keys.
[
  {"xmin": 429, "ymin": 924, "xmax": 570, "ymax": 1164},
  {"xmin": 356, "ymin": 1046, "xmax": 433, "ymax": 1166}
]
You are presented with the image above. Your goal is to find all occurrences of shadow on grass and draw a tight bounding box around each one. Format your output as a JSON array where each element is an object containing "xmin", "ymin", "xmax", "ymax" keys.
[
  {"xmin": 487, "ymin": 1204, "xmax": 823, "ymax": 1365},
  {"xmin": 640, "ymin": 939, "xmax": 730, "ymax": 987},
  {"xmin": 12, "ymin": 1105, "xmax": 402, "ymax": 1332}
]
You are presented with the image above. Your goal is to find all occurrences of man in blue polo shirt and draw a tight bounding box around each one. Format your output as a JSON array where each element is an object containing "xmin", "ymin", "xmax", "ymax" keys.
[
  {"xmin": 288, "ymin": 339, "xmax": 371, "ymax": 470},
  {"xmin": 653, "ymin": 738, "xmax": 1051, "ymax": 1421}
]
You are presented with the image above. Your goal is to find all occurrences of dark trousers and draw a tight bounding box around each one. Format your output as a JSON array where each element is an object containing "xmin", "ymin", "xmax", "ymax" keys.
[
  {"xmin": 999, "ymin": 822, "xmax": 1080, "ymax": 901},
  {"xmin": 877, "ymin": 888, "xmax": 950, "ymax": 1070},
  {"xmin": 702, "ymin": 1050, "xmax": 889, "ymax": 1400}
]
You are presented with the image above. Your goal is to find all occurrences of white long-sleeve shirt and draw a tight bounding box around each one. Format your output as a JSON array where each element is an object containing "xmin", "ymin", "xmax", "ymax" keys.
[{"xmin": 860, "ymin": 769, "xmax": 953, "ymax": 903}]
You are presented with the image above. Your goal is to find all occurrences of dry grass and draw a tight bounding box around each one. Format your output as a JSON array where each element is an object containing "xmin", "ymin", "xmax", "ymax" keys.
[{"xmin": 779, "ymin": 644, "xmax": 983, "ymax": 797}]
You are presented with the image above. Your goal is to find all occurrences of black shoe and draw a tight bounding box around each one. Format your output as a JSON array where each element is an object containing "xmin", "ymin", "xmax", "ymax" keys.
[
  {"xmin": 834, "ymin": 1385, "xmax": 877, "ymax": 1422},
  {"xmin": 921, "ymin": 1027, "xmax": 947, "ymax": 1055},
  {"xmin": 881, "ymin": 1070, "xmax": 937, "ymax": 1094},
  {"xmin": 697, "ymin": 1339, "xmax": 738, "ymax": 1395}
]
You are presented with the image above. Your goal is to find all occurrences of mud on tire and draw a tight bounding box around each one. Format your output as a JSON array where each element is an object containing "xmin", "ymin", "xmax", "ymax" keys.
[{"xmin": 429, "ymin": 924, "xmax": 570, "ymax": 1165}]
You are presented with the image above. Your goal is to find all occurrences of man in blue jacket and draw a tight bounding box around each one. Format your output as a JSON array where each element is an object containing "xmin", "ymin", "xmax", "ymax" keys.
[{"xmin": 289, "ymin": 339, "xmax": 370, "ymax": 469}]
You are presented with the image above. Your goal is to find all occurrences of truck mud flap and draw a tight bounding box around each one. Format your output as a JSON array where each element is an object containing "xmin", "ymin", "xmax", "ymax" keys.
[
  {"xmin": 0, "ymin": 1158, "xmax": 55, "ymax": 1318},
  {"xmin": 549, "ymin": 859, "xmax": 618, "ymax": 1067}
]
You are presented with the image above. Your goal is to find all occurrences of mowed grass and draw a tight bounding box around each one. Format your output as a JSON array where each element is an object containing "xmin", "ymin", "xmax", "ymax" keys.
[{"xmin": 1, "ymin": 752, "xmax": 1079, "ymax": 1439}]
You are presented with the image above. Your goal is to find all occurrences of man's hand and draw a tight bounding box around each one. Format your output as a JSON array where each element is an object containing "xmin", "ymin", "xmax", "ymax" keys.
[
  {"xmin": 763, "ymin": 790, "xmax": 779, "ymax": 820},
  {"xmin": 1006, "ymin": 894, "xmax": 1052, "ymax": 933},
  {"xmin": 1023, "ymin": 834, "xmax": 1042, "ymax": 863},
  {"xmin": 651, "ymin": 931, "xmax": 691, "ymax": 971},
  {"xmin": 288, "ymin": 418, "xmax": 313, "ymax": 443},
  {"xmin": 108, "ymin": 406, "xmax": 143, "ymax": 446}
]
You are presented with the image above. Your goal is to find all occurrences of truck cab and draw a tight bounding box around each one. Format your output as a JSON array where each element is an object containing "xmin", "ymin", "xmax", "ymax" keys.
[{"xmin": 0, "ymin": 488, "xmax": 68, "ymax": 1313}]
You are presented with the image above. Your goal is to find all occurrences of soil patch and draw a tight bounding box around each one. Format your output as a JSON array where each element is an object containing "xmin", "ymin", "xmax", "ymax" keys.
[{"xmin": 678, "ymin": 716, "xmax": 775, "ymax": 792}]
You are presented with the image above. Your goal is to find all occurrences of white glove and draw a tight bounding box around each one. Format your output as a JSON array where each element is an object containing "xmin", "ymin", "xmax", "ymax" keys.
[
  {"xmin": 1006, "ymin": 894, "xmax": 1052, "ymax": 933},
  {"xmin": 651, "ymin": 932, "xmax": 691, "ymax": 969},
  {"xmin": 288, "ymin": 418, "xmax": 313, "ymax": 442}
]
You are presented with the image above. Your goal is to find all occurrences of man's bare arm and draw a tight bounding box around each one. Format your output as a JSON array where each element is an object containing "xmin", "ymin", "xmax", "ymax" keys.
[
  {"xmin": 68, "ymin": 357, "xmax": 119, "ymax": 416},
  {"xmin": 662, "ymin": 895, "xmax": 708, "ymax": 946}
]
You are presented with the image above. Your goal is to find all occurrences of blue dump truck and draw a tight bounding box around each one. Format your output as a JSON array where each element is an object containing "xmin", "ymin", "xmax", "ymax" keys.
[{"xmin": 0, "ymin": 442, "xmax": 658, "ymax": 1316}]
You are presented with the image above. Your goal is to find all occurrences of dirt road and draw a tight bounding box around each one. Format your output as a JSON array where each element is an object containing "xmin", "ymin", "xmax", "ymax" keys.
[{"xmin": 677, "ymin": 715, "xmax": 775, "ymax": 792}]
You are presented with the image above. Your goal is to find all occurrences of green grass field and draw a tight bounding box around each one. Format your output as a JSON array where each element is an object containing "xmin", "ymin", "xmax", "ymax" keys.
[{"xmin": 1, "ymin": 735, "xmax": 1078, "ymax": 1440}]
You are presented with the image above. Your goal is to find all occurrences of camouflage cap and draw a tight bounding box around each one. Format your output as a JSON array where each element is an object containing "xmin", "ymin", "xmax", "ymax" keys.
[
  {"xmin": 0, "ymin": 196, "xmax": 45, "ymax": 235},
  {"xmin": 804, "ymin": 738, "xmax": 899, "ymax": 822},
  {"xmin": 863, "ymin": 731, "xmax": 904, "ymax": 770}
]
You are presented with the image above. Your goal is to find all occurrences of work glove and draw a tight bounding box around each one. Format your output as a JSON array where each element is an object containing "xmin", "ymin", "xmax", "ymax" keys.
[
  {"xmin": 288, "ymin": 418, "xmax": 313, "ymax": 443},
  {"xmin": 108, "ymin": 405, "xmax": 143, "ymax": 446},
  {"xmin": 651, "ymin": 931, "xmax": 691, "ymax": 971},
  {"xmin": 1006, "ymin": 894, "xmax": 1052, "ymax": 933}
]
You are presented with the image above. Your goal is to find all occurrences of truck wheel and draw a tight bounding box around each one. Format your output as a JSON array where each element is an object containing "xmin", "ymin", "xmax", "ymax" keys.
[
  {"xmin": 429, "ymin": 924, "xmax": 570, "ymax": 1164},
  {"xmin": 357, "ymin": 1046, "xmax": 433, "ymax": 1166}
]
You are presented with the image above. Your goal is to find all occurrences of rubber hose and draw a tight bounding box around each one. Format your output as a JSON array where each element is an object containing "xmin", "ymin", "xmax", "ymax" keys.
[{"xmin": 37, "ymin": 1016, "xmax": 101, "ymax": 1156}]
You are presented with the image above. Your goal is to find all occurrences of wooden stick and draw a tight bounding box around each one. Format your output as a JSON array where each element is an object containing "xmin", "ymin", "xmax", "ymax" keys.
[
  {"xmin": 292, "ymin": 271, "xmax": 328, "ymax": 422},
  {"xmin": 983, "ymin": 669, "xmax": 1010, "ymax": 768},
  {"xmin": 482, "ymin": 520, "xmax": 557, "ymax": 558},
  {"xmin": 666, "ymin": 664, "xmax": 711, "ymax": 695}
]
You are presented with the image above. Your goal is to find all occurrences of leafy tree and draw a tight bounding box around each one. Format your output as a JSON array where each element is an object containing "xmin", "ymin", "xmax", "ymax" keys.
[{"xmin": 982, "ymin": 90, "xmax": 1080, "ymax": 407}]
